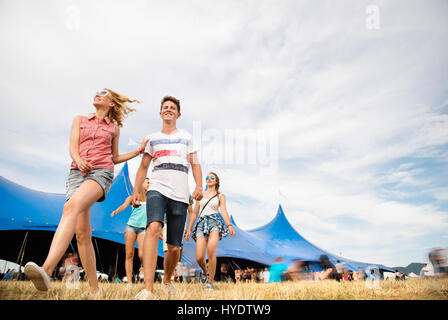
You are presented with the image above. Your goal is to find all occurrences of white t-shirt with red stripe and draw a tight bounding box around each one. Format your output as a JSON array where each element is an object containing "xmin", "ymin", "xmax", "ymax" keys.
[{"xmin": 144, "ymin": 129, "xmax": 199, "ymax": 204}]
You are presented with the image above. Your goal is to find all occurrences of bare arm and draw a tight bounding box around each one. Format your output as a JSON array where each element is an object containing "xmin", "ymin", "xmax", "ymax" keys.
[
  {"xmin": 189, "ymin": 152, "xmax": 203, "ymax": 201},
  {"xmin": 186, "ymin": 204, "xmax": 193, "ymax": 229},
  {"xmin": 185, "ymin": 201, "xmax": 200, "ymax": 241},
  {"xmin": 111, "ymin": 196, "xmax": 133, "ymax": 217},
  {"xmin": 69, "ymin": 116, "xmax": 92, "ymax": 173},
  {"xmin": 131, "ymin": 153, "xmax": 152, "ymax": 207},
  {"xmin": 219, "ymin": 194, "xmax": 235, "ymax": 236},
  {"xmin": 111, "ymin": 127, "xmax": 149, "ymax": 164}
]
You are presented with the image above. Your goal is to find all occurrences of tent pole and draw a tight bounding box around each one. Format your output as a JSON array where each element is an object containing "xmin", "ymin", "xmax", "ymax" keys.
[
  {"xmin": 69, "ymin": 238, "xmax": 76, "ymax": 253},
  {"xmin": 232, "ymin": 260, "xmax": 242, "ymax": 271},
  {"xmin": 16, "ymin": 231, "xmax": 29, "ymax": 264},
  {"xmin": 17, "ymin": 231, "xmax": 29, "ymax": 275},
  {"xmin": 15, "ymin": 231, "xmax": 29, "ymax": 264},
  {"xmin": 114, "ymin": 246, "xmax": 119, "ymax": 278},
  {"xmin": 93, "ymin": 238, "xmax": 104, "ymax": 274},
  {"xmin": 228, "ymin": 260, "xmax": 236, "ymax": 271}
]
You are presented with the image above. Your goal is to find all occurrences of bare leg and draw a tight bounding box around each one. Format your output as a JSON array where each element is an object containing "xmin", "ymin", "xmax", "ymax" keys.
[
  {"xmin": 195, "ymin": 236, "xmax": 208, "ymax": 275},
  {"xmin": 162, "ymin": 224, "xmax": 168, "ymax": 272},
  {"xmin": 206, "ymin": 231, "xmax": 220, "ymax": 283},
  {"xmin": 163, "ymin": 251, "xmax": 168, "ymax": 272},
  {"xmin": 124, "ymin": 231, "xmax": 137, "ymax": 283},
  {"xmin": 76, "ymin": 207, "xmax": 98, "ymax": 292},
  {"xmin": 42, "ymin": 180, "xmax": 103, "ymax": 276},
  {"xmin": 178, "ymin": 246, "xmax": 183, "ymax": 263},
  {"xmin": 143, "ymin": 221, "xmax": 162, "ymax": 292},
  {"xmin": 163, "ymin": 244, "xmax": 180, "ymax": 284},
  {"xmin": 136, "ymin": 234, "xmax": 145, "ymax": 268}
]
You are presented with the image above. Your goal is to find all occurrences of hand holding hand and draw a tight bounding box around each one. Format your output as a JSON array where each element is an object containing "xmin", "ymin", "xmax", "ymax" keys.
[
  {"xmin": 131, "ymin": 193, "xmax": 141, "ymax": 207},
  {"xmin": 191, "ymin": 186, "xmax": 203, "ymax": 201},
  {"xmin": 184, "ymin": 229, "xmax": 191, "ymax": 241}
]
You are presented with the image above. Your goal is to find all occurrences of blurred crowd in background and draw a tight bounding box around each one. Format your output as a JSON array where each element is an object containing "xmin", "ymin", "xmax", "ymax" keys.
[{"xmin": 2, "ymin": 247, "xmax": 447, "ymax": 283}]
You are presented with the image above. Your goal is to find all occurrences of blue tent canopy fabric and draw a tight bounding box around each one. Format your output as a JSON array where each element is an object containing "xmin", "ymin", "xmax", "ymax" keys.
[
  {"xmin": 237, "ymin": 205, "xmax": 393, "ymax": 272},
  {"xmin": 0, "ymin": 164, "xmax": 165, "ymax": 255},
  {"xmin": 0, "ymin": 163, "xmax": 393, "ymax": 272}
]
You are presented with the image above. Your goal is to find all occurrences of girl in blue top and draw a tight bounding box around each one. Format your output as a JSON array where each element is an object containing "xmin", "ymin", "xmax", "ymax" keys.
[{"xmin": 111, "ymin": 177, "xmax": 149, "ymax": 284}]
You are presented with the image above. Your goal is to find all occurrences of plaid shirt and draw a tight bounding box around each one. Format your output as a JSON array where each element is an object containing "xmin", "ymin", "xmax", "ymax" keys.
[{"xmin": 192, "ymin": 213, "xmax": 230, "ymax": 242}]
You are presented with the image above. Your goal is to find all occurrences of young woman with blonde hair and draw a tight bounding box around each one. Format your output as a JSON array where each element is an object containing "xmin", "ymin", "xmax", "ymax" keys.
[
  {"xmin": 24, "ymin": 88, "xmax": 149, "ymax": 298},
  {"xmin": 185, "ymin": 172, "xmax": 236, "ymax": 290},
  {"xmin": 111, "ymin": 177, "xmax": 150, "ymax": 285}
]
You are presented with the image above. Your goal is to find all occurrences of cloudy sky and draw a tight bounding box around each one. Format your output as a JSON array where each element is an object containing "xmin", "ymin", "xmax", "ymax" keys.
[{"xmin": 1, "ymin": 0, "xmax": 447, "ymax": 267}]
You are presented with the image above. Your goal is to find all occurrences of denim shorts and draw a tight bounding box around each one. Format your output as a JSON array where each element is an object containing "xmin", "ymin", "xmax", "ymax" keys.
[
  {"xmin": 195, "ymin": 217, "xmax": 220, "ymax": 238},
  {"xmin": 66, "ymin": 169, "xmax": 114, "ymax": 202},
  {"xmin": 125, "ymin": 224, "xmax": 146, "ymax": 236},
  {"xmin": 193, "ymin": 213, "xmax": 230, "ymax": 241},
  {"xmin": 162, "ymin": 221, "xmax": 186, "ymax": 252},
  {"xmin": 146, "ymin": 190, "xmax": 188, "ymax": 248}
]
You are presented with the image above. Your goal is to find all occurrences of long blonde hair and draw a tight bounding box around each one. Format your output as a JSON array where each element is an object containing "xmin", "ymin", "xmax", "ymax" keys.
[{"xmin": 105, "ymin": 88, "xmax": 140, "ymax": 127}]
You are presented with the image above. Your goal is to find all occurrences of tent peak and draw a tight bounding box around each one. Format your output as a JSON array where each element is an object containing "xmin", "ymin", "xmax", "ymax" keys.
[
  {"xmin": 121, "ymin": 162, "xmax": 129, "ymax": 175},
  {"xmin": 276, "ymin": 204, "xmax": 285, "ymax": 217}
]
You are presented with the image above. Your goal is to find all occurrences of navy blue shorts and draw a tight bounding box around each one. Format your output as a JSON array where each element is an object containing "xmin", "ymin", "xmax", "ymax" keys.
[{"xmin": 146, "ymin": 190, "xmax": 188, "ymax": 248}]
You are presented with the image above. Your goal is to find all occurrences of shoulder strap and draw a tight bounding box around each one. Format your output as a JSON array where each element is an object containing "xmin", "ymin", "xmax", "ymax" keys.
[{"xmin": 199, "ymin": 193, "xmax": 219, "ymax": 216}]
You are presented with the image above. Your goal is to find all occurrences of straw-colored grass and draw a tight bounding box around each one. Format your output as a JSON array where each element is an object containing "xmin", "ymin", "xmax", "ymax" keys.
[{"xmin": 1, "ymin": 278, "xmax": 447, "ymax": 300}]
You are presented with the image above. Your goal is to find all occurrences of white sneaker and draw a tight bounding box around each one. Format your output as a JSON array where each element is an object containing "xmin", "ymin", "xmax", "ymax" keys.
[
  {"xmin": 80, "ymin": 288, "xmax": 102, "ymax": 300},
  {"xmin": 205, "ymin": 282, "xmax": 214, "ymax": 290},
  {"xmin": 134, "ymin": 289, "xmax": 157, "ymax": 300},
  {"xmin": 24, "ymin": 262, "xmax": 50, "ymax": 291},
  {"xmin": 161, "ymin": 282, "xmax": 177, "ymax": 297}
]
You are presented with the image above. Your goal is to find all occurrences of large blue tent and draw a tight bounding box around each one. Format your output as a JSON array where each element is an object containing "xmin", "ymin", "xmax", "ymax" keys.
[
  {"xmin": 0, "ymin": 162, "xmax": 393, "ymax": 273},
  {"xmin": 233, "ymin": 205, "xmax": 393, "ymax": 272}
]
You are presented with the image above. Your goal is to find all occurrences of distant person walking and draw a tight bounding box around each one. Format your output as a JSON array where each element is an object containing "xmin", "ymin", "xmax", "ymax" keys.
[
  {"xmin": 60, "ymin": 252, "xmax": 80, "ymax": 283},
  {"xmin": 24, "ymin": 88, "xmax": 148, "ymax": 298},
  {"xmin": 185, "ymin": 172, "xmax": 236, "ymax": 290},
  {"xmin": 111, "ymin": 177, "xmax": 150, "ymax": 285},
  {"xmin": 419, "ymin": 263, "xmax": 432, "ymax": 277},
  {"xmin": 263, "ymin": 268, "xmax": 270, "ymax": 283},
  {"xmin": 334, "ymin": 260, "xmax": 344, "ymax": 282},
  {"xmin": 429, "ymin": 248, "xmax": 448, "ymax": 278},
  {"xmin": 315, "ymin": 254, "xmax": 338, "ymax": 281},
  {"xmin": 268, "ymin": 257, "xmax": 288, "ymax": 283}
]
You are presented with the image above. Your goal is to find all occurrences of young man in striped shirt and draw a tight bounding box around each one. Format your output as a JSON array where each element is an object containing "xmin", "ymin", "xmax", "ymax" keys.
[{"xmin": 132, "ymin": 96, "xmax": 203, "ymax": 300}]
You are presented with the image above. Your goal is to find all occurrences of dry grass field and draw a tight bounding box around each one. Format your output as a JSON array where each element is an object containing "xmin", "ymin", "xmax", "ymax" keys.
[{"xmin": 1, "ymin": 278, "xmax": 448, "ymax": 300}]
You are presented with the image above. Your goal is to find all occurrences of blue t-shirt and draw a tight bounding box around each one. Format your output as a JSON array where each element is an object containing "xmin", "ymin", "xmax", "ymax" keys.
[
  {"xmin": 127, "ymin": 203, "xmax": 147, "ymax": 228},
  {"xmin": 269, "ymin": 263, "xmax": 288, "ymax": 283}
]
